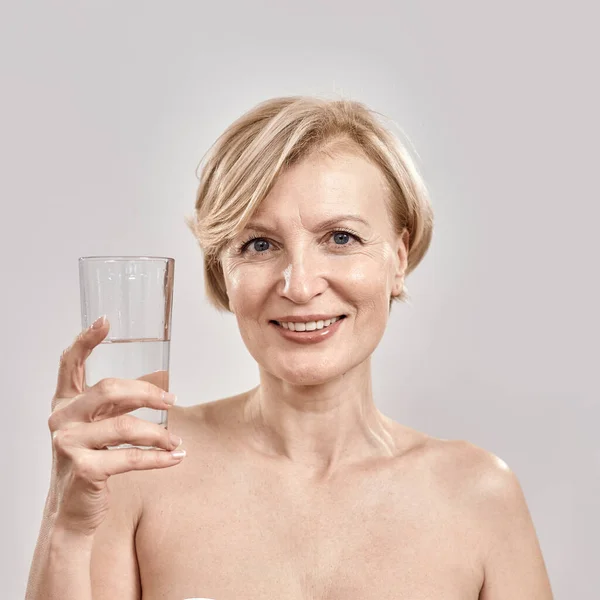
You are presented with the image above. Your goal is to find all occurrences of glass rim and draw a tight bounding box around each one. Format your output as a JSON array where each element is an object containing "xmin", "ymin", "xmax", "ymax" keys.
[{"xmin": 78, "ymin": 256, "xmax": 174, "ymax": 262}]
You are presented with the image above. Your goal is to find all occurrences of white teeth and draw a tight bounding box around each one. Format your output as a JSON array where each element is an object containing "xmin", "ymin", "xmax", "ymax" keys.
[{"xmin": 278, "ymin": 316, "xmax": 341, "ymax": 331}]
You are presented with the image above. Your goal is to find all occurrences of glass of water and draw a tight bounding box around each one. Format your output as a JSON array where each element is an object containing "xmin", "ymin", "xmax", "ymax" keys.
[{"xmin": 78, "ymin": 256, "xmax": 175, "ymax": 449}]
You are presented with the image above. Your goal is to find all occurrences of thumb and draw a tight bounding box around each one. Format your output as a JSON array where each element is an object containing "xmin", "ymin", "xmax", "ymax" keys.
[{"xmin": 52, "ymin": 316, "xmax": 110, "ymax": 408}]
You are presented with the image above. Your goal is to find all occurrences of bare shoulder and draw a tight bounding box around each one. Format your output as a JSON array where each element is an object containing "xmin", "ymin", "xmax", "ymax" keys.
[
  {"xmin": 415, "ymin": 436, "xmax": 525, "ymax": 506},
  {"xmin": 170, "ymin": 392, "xmax": 247, "ymax": 438},
  {"xmin": 413, "ymin": 436, "xmax": 553, "ymax": 597},
  {"xmin": 426, "ymin": 437, "xmax": 538, "ymax": 533},
  {"xmin": 388, "ymin": 429, "xmax": 531, "ymax": 523},
  {"xmin": 424, "ymin": 437, "xmax": 514, "ymax": 486},
  {"xmin": 140, "ymin": 392, "xmax": 248, "ymax": 464}
]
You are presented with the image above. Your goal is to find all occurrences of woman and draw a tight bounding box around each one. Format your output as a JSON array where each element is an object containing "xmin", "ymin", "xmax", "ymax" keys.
[{"xmin": 27, "ymin": 96, "xmax": 553, "ymax": 599}]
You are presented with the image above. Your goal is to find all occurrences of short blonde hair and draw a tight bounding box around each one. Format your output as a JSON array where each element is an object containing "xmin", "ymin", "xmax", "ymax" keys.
[{"xmin": 185, "ymin": 96, "xmax": 433, "ymax": 312}]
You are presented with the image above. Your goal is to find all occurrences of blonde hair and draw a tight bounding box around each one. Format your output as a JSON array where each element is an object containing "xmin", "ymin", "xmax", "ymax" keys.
[{"xmin": 185, "ymin": 95, "xmax": 433, "ymax": 312}]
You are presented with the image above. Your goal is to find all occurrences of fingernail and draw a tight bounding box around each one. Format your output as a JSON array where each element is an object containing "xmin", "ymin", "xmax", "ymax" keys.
[
  {"xmin": 169, "ymin": 433, "xmax": 182, "ymax": 448},
  {"xmin": 171, "ymin": 449, "xmax": 186, "ymax": 459},
  {"xmin": 91, "ymin": 315, "xmax": 106, "ymax": 330},
  {"xmin": 162, "ymin": 392, "xmax": 177, "ymax": 405}
]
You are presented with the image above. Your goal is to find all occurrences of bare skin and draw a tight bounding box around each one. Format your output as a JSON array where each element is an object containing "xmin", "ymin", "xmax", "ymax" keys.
[
  {"xmin": 116, "ymin": 395, "xmax": 484, "ymax": 599},
  {"xmin": 97, "ymin": 148, "xmax": 550, "ymax": 599},
  {"xmin": 35, "ymin": 146, "xmax": 550, "ymax": 599},
  {"xmin": 83, "ymin": 386, "xmax": 551, "ymax": 599}
]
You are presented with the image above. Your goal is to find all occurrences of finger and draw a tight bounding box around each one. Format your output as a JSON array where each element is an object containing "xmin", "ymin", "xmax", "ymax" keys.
[
  {"xmin": 105, "ymin": 444, "xmax": 187, "ymax": 477},
  {"xmin": 69, "ymin": 446, "xmax": 187, "ymax": 480},
  {"xmin": 54, "ymin": 377, "xmax": 176, "ymax": 426},
  {"xmin": 52, "ymin": 414, "xmax": 182, "ymax": 452},
  {"xmin": 54, "ymin": 316, "xmax": 110, "ymax": 402}
]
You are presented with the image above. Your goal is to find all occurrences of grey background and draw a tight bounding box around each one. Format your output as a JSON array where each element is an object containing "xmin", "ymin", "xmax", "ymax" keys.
[{"xmin": 2, "ymin": 1, "xmax": 597, "ymax": 597}]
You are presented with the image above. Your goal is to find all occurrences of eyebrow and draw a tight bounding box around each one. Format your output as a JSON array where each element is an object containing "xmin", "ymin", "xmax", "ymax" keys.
[{"xmin": 242, "ymin": 214, "xmax": 372, "ymax": 235}]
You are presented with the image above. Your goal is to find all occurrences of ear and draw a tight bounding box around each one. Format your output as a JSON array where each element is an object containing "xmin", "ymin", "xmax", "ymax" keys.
[{"xmin": 391, "ymin": 228, "xmax": 409, "ymax": 298}]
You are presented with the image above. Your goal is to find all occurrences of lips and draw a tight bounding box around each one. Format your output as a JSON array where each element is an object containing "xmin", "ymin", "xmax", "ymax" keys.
[
  {"xmin": 270, "ymin": 314, "xmax": 347, "ymax": 324},
  {"xmin": 269, "ymin": 315, "xmax": 346, "ymax": 327},
  {"xmin": 269, "ymin": 315, "xmax": 346, "ymax": 344}
]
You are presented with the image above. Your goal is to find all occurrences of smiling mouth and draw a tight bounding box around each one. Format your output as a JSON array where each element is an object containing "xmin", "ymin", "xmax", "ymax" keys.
[{"xmin": 270, "ymin": 315, "xmax": 346, "ymax": 332}]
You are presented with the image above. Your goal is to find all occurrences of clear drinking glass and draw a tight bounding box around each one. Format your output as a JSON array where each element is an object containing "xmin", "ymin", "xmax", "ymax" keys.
[{"xmin": 78, "ymin": 256, "xmax": 175, "ymax": 450}]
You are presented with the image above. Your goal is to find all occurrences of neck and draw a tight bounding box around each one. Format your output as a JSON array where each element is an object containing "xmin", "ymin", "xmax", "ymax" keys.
[{"xmin": 242, "ymin": 357, "xmax": 398, "ymax": 478}]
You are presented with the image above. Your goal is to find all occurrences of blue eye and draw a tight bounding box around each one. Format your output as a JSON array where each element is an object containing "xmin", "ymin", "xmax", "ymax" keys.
[
  {"xmin": 251, "ymin": 238, "xmax": 269, "ymax": 252},
  {"xmin": 333, "ymin": 232, "xmax": 350, "ymax": 245}
]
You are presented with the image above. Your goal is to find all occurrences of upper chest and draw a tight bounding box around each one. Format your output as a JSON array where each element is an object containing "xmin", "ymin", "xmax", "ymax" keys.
[{"xmin": 133, "ymin": 445, "xmax": 484, "ymax": 600}]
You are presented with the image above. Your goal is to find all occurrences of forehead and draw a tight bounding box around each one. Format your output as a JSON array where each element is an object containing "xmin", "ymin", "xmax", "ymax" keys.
[{"xmin": 252, "ymin": 151, "xmax": 390, "ymax": 224}]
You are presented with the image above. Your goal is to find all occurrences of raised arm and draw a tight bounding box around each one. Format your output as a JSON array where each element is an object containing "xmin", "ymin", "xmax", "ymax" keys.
[{"xmin": 25, "ymin": 318, "xmax": 184, "ymax": 599}]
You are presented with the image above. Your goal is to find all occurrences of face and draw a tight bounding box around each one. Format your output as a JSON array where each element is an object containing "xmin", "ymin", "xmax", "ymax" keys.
[{"xmin": 220, "ymin": 150, "xmax": 408, "ymax": 386}]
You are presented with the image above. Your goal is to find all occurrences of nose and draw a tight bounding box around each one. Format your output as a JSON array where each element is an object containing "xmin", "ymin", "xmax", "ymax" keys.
[{"xmin": 278, "ymin": 249, "xmax": 328, "ymax": 304}]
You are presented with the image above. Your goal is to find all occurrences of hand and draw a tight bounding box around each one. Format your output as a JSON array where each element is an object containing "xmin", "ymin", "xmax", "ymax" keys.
[{"xmin": 47, "ymin": 316, "xmax": 185, "ymax": 536}]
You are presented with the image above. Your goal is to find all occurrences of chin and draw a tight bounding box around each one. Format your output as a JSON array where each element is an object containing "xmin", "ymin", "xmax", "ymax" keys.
[
  {"xmin": 264, "ymin": 352, "xmax": 355, "ymax": 386},
  {"xmin": 278, "ymin": 369, "xmax": 337, "ymax": 387}
]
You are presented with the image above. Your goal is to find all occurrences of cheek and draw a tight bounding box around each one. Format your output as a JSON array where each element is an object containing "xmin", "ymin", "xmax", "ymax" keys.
[
  {"xmin": 347, "ymin": 263, "xmax": 368, "ymax": 285},
  {"xmin": 224, "ymin": 265, "xmax": 269, "ymax": 313},
  {"xmin": 343, "ymin": 257, "xmax": 392, "ymax": 299}
]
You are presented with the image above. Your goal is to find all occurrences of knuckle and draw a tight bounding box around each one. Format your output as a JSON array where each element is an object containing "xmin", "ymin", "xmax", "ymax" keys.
[
  {"xmin": 153, "ymin": 451, "xmax": 165, "ymax": 468},
  {"xmin": 127, "ymin": 447, "xmax": 145, "ymax": 467},
  {"xmin": 47, "ymin": 411, "xmax": 60, "ymax": 433},
  {"xmin": 113, "ymin": 414, "xmax": 136, "ymax": 437},
  {"xmin": 51, "ymin": 428, "xmax": 75, "ymax": 456},
  {"xmin": 72, "ymin": 453, "xmax": 94, "ymax": 480},
  {"xmin": 95, "ymin": 378, "xmax": 119, "ymax": 397},
  {"xmin": 51, "ymin": 428, "xmax": 66, "ymax": 452}
]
